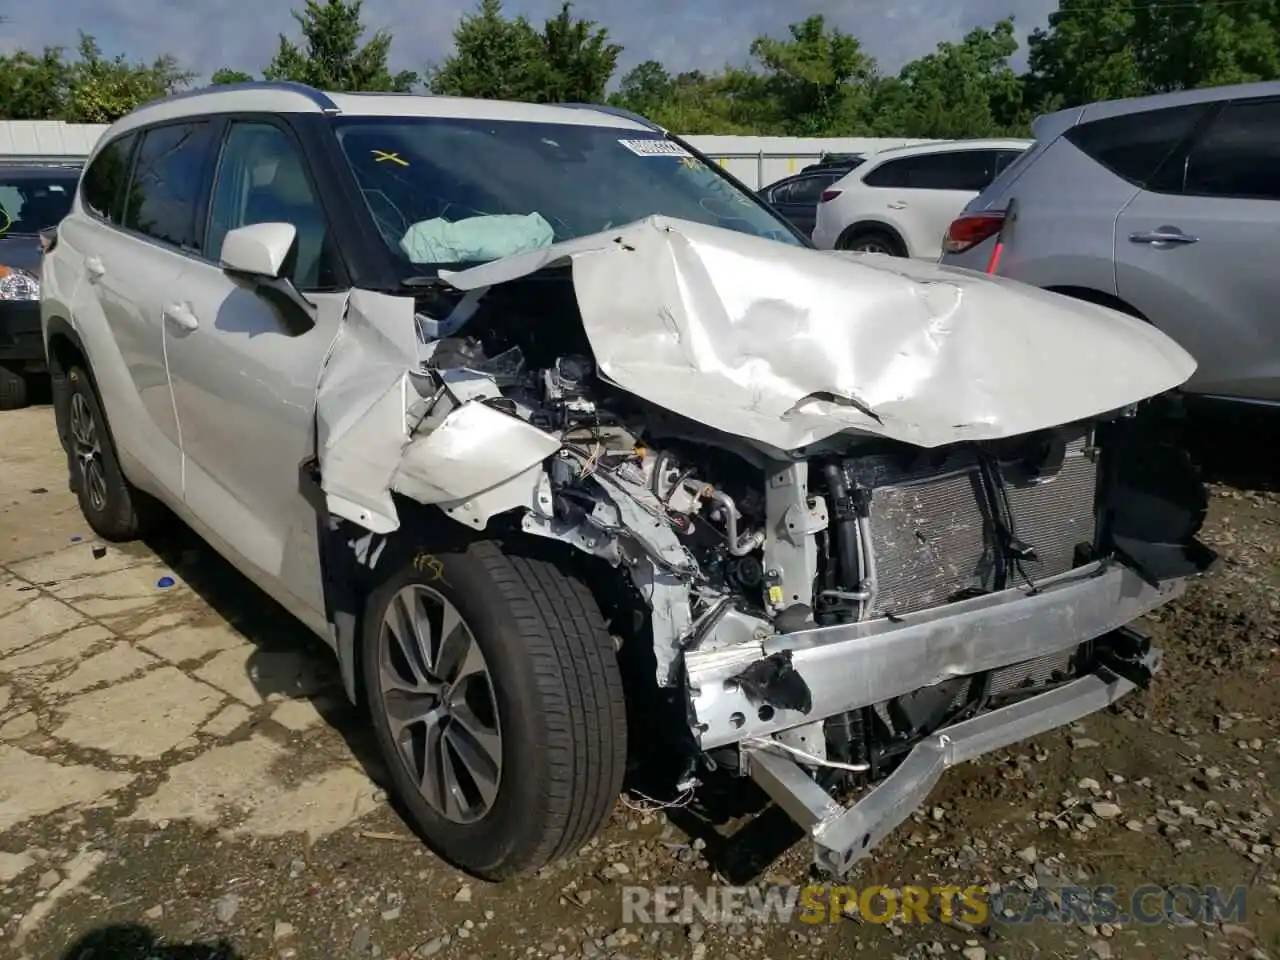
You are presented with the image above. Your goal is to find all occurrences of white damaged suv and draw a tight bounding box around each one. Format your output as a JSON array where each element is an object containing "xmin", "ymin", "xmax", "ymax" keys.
[{"xmin": 41, "ymin": 82, "xmax": 1215, "ymax": 879}]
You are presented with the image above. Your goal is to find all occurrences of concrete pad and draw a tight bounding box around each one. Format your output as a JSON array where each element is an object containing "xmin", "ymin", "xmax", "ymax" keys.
[
  {"xmin": 47, "ymin": 563, "xmax": 188, "ymax": 618},
  {"xmin": 0, "ymin": 850, "xmax": 35, "ymax": 883},
  {"xmin": 0, "ymin": 685, "xmax": 9, "ymax": 713},
  {"xmin": 272, "ymin": 697, "xmax": 325, "ymax": 733},
  {"xmin": 0, "ymin": 712, "xmax": 37, "ymax": 741},
  {"xmin": 124, "ymin": 608, "xmax": 206, "ymax": 639},
  {"xmin": 0, "ymin": 592, "xmax": 88, "ymax": 657},
  {"xmin": 0, "ymin": 502, "xmax": 91, "ymax": 566},
  {"xmin": 139, "ymin": 622, "xmax": 250, "ymax": 665},
  {"xmin": 52, "ymin": 667, "xmax": 225, "ymax": 760},
  {"xmin": 14, "ymin": 847, "xmax": 107, "ymax": 946},
  {"xmin": 46, "ymin": 642, "xmax": 160, "ymax": 696},
  {"xmin": 202, "ymin": 702, "xmax": 252, "ymax": 738},
  {"xmin": 130, "ymin": 734, "xmax": 377, "ymax": 840},
  {"xmin": 0, "ymin": 744, "xmax": 134, "ymax": 831},
  {"xmin": 0, "ymin": 625, "xmax": 114, "ymax": 678},
  {"xmin": 10, "ymin": 542, "xmax": 147, "ymax": 586},
  {"xmin": 195, "ymin": 648, "xmax": 332, "ymax": 707}
]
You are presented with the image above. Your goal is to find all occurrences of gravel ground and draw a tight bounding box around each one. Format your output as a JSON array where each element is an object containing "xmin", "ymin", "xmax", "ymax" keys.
[{"xmin": 1, "ymin": 401, "xmax": 1277, "ymax": 960}]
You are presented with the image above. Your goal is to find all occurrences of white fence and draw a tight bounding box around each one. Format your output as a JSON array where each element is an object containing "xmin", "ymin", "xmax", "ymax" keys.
[{"xmin": 0, "ymin": 121, "xmax": 935, "ymax": 190}]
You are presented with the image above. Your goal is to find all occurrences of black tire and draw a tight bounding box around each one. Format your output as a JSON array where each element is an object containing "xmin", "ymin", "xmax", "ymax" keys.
[
  {"xmin": 361, "ymin": 539, "xmax": 627, "ymax": 880},
  {"xmin": 839, "ymin": 227, "xmax": 906, "ymax": 257},
  {"xmin": 0, "ymin": 362, "xmax": 29, "ymax": 410},
  {"xmin": 63, "ymin": 365, "xmax": 163, "ymax": 541}
]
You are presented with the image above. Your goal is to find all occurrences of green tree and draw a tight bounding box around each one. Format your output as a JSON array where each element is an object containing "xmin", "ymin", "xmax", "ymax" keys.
[
  {"xmin": 611, "ymin": 60, "xmax": 673, "ymax": 117},
  {"xmin": 869, "ymin": 20, "xmax": 1028, "ymax": 138},
  {"xmin": 264, "ymin": 0, "xmax": 418, "ymax": 92},
  {"xmin": 210, "ymin": 68, "xmax": 255, "ymax": 85},
  {"xmin": 428, "ymin": 0, "xmax": 546, "ymax": 100},
  {"xmin": 64, "ymin": 34, "xmax": 193, "ymax": 123},
  {"xmin": 0, "ymin": 47, "xmax": 72, "ymax": 120},
  {"xmin": 1025, "ymin": 0, "xmax": 1148, "ymax": 110},
  {"xmin": 538, "ymin": 2, "xmax": 622, "ymax": 102},
  {"xmin": 748, "ymin": 15, "xmax": 876, "ymax": 135},
  {"xmin": 430, "ymin": 0, "xmax": 620, "ymax": 103}
]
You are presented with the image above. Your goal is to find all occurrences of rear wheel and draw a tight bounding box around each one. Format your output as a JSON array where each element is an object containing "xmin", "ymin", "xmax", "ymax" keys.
[
  {"xmin": 0, "ymin": 363, "xmax": 29, "ymax": 410},
  {"xmin": 361, "ymin": 539, "xmax": 627, "ymax": 879},
  {"xmin": 840, "ymin": 227, "xmax": 905, "ymax": 257},
  {"xmin": 63, "ymin": 365, "xmax": 163, "ymax": 541}
]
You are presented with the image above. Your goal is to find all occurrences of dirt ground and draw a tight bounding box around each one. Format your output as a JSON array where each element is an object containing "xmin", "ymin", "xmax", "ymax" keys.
[{"xmin": 1, "ymin": 400, "xmax": 1277, "ymax": 960}]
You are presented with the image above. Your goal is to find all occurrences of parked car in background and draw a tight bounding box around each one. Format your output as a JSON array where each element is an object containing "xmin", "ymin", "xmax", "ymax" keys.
[
  {"xmin": 812, "ymin": 139, "xmax": 1031, "ymax": 258},
  {"xmin": 940, "ymin": 82, "xmax": 1280, "ymax": 406},
  {"xmin": 0, "ymin": 161, "xmax": 80, "ymax": 408},
  {"xmin": 757, "ymin": 167, "xmax": 851, "ymax": 236}
]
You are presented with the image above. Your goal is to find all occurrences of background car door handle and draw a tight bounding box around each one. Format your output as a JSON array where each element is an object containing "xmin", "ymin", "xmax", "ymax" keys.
[
  {"xmin": 162, "ymin": 302, "xmax": 199, "ymax": 331},
  {"xmin": 84, "ymin": 256, "xmax": 105, "ymax": 281},
  {"xmin": 1129, "ymin": 230, "xmax": 1198, "ymax": 245}
]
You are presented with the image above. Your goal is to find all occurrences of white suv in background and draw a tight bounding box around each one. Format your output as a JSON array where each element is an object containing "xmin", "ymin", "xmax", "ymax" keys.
[{"xmin": 812, "ymin": 138, "xmax": 1031, "ymax": 259}]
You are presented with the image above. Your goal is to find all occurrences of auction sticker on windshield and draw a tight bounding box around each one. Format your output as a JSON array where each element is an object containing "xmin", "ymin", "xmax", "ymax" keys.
[{"xmin": 618, "ymin": 138, "xmax": 693, "ymax": 158}]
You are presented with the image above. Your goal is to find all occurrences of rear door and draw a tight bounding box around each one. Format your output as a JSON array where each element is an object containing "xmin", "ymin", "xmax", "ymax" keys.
[
  {"xmin": 60, "ymin": 121, "xmax": 219, "ymax": 497},
  {"xmin": 1115, "ymin": 97, "xmax": 1280, "ymax": 401},
  {"xmin": 861, "ymin": 149, "xmax": 1005, "ymax": 259}
]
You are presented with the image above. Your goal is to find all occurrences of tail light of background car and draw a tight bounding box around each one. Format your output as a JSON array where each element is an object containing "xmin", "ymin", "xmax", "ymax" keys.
[
  {"xmin": 819, "ymin": 189, "xmax": 842, "ymax": 203},
  {"xmin": 944, "ymin": 211, "xmax": 1005, "ymax": 253}
]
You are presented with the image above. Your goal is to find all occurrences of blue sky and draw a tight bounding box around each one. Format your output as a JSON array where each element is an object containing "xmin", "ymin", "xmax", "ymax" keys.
[{"xmin": 0, "ymin": 0, "xmax": 1058, "ymax": 83}]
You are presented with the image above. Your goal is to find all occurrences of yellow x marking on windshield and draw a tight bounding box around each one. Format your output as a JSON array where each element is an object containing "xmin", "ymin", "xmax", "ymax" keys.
[{"xmin": 372, "ymin": 150, "xmax": 409, "ymax": 166}]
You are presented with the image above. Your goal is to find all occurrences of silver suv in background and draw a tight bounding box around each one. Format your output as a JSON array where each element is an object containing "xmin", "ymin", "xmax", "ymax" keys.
[{"xmin": 940, "ymin": 82, "xmax": 1280, "ymax": 406}]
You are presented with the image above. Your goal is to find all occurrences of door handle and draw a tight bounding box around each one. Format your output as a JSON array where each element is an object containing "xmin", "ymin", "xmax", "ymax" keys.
[
  {"xmin": 888, "ymin": 200, "xmax": 908, "ymax": 210},
  {"xmin": 162, "ymin": 302, "xmax": 199, "ymax": 331},
  {"xmin": 1129, "ymin": 230, "xmax": 1198, "ymax": 245},
  {"xmin": 84, "ymin": 256, "xmax": 105, "ymax": 281}
]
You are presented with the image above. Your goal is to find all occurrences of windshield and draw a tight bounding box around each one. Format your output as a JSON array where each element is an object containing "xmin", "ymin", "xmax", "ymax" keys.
[
  {"xmin": 331, "ymin": 117, "xmax": 802, "ymax": 271},
  {"xmin": 0, "ymin": 172, "xmax": 77, "ymax": 237}
]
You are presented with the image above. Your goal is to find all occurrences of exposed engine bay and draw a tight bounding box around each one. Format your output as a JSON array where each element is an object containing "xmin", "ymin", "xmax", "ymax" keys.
[{"xmin": 313, "ymin": 216, "xmax": 1214, "ymax": 873}]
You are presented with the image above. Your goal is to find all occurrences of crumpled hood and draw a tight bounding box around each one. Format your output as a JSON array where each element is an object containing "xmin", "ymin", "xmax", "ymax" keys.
[{"xmin": 441, "ymin": 216, "xmax": 1195, "ymax": 450}]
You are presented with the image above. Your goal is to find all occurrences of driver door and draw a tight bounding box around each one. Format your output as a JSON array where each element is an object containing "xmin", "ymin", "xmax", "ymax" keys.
[{"xmin": 163, "ymin": 117, "xmax": 349, "ymax": 631}]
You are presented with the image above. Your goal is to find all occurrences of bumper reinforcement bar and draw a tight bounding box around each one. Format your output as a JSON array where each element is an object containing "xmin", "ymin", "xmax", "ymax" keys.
[{"xmin": 746, "ymin": 646, "xmax": 1161, "ymax": 875}]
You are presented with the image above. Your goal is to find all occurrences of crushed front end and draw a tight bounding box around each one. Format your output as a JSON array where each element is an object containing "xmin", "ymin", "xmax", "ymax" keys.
[{"xmin": 313, "ymin": 216, "xmax": 1213, "ymax": 875}]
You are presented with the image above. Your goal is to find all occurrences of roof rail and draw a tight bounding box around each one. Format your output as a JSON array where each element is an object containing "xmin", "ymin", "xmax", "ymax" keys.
[
  {"xmin": 556, "ymin": 101, "xmax": 664, "ymax": 132},
  {"xmin": 142, "ymin": 80, "xmax": 341, "ymax": 115}
]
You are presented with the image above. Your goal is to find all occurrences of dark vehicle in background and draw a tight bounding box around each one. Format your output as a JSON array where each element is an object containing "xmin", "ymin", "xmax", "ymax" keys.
[
  {"xmin": 939, "ymin": 81, "xmax": 1280, "ymax": 406},
  {"xmin": 758, "ymin": 166, "xmax": 854, "ymax": 237},
  {"xmin": 0, "ymin": 162, "xmax": 80, "ymax": 409}
]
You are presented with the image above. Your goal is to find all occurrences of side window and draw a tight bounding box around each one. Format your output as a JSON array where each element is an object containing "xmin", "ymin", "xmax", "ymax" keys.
[
  {"xmin": 766, "ymin": 180, "xmax": 795, "ymax": 204},
  {"xmin": 995, "ymin": 149, "xmax": 1024, "ymax": 175},
  {"xmin": 124, "ymin": 122, "xmax": 217, "ymax": 251},
  {"xmin": 904, "ymin": 151, "xmax": 1000, "ymax": 191},
  {"xmin": 1065, "ymin": 103, "xmax": 1210, "ymax": 187},
  {"xmin": 81, "ymin": 132, "xmax": 137, "ymax": 223},
  {"xmin": 206, "ymin": 121, "xmax": 337, "ymax": 291},
  {"xmin": 862, "ymin": 158, "xmax": 911, "ymax": 188},
  {"xmin": 1179, "ymin": 99, "xmax": 1280, "ymax": 200},
  {"xmin": 789, "ymin": 175, "xmax": 833, "ymax": 205}
]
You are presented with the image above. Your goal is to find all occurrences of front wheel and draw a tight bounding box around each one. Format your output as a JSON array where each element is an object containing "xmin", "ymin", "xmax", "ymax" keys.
[{"xmin": 361, "ymin": 540, "xmax": 628, "ymax": 879}]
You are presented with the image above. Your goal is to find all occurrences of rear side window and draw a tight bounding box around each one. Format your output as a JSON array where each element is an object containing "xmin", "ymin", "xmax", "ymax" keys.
[
  {"xmin": 81, "ymin": 133, "xmax": 137, "ymax": 223},
  {"xmin": 789, "ymin": 174, "xmax": 835, "ymax": 204},
  {"xmin": 1179, "ymin": 98, "xmax": 1280, "ymax": 200},
  {"xmin": 123, "ymin": 121, "xmax": 217, "ymax": 252},
  {"xmin": 1064, "ymin": 103, "xmax": 1209, "ymax": 187},
  {"xmin": 863, "ymin": 151, "xmax": 1002, "ymax": 191}
]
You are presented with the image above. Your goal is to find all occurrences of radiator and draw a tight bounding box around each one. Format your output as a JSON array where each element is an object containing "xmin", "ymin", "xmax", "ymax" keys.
[{"xmin": 841, "ymin": 425, "xmax": 1099, "ymax": 618}]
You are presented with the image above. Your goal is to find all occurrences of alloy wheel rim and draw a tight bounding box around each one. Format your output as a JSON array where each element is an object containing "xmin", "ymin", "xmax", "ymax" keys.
[
  {"xmin": 378, "ymin": 584, "xmax": 502, "ymax": 824},
  {"xmin": 852, "ymin": 239, "xmax": 892, "ymax": 254},
  {"xmin": 68, "ymin": 392, "xmax": 108, "ymax": 513}
]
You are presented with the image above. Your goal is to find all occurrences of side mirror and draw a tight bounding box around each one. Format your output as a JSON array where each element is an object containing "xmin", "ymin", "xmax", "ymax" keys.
[
  {"xmin": 220, "ymin": 222, "xmax": 295, "ymax": 278},
  {"xmin": 219, "ymin": 222, "xmax": 316, "ymax": 335}
]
